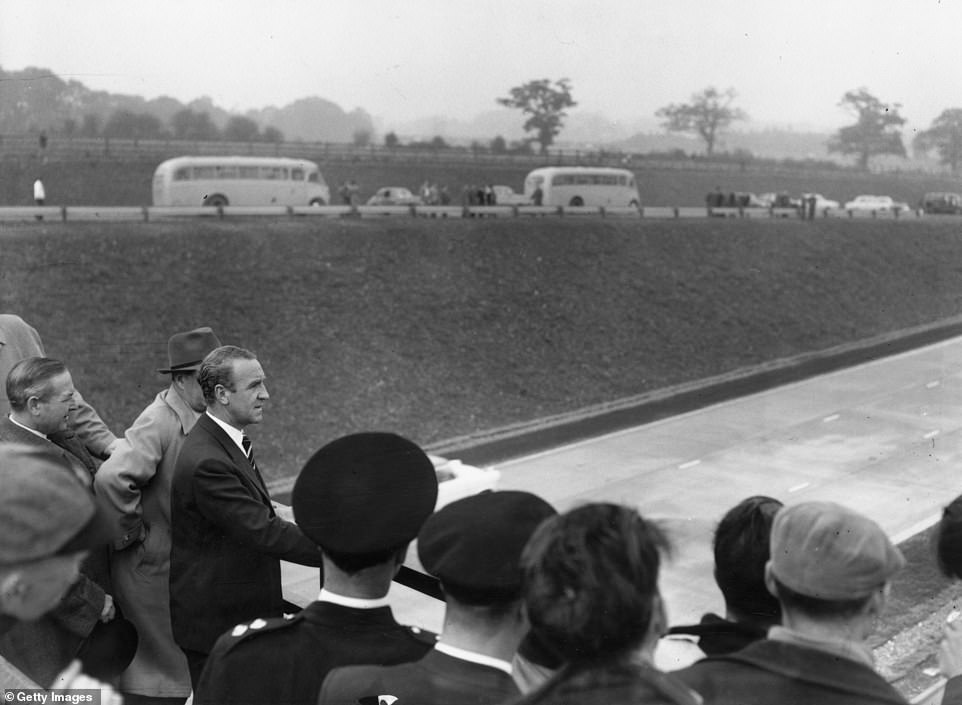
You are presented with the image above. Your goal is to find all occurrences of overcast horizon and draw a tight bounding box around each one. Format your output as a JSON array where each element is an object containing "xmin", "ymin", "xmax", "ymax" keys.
[{"xmin": 3, "ymin": 0, "xmax": 959, "ymax": 135}]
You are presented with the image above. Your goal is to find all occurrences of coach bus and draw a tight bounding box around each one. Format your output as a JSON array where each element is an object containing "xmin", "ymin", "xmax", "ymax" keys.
[
  {"xmin": 523, "ymin": 166, "xmax": 640, "ymax": 208},
  {"xmin": 152, "ymin": 156, "xmax": 331, "ymax": 207}
]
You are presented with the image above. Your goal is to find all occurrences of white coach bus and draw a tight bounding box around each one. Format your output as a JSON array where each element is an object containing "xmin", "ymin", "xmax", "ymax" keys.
[
  {"xmin": 523, "ymin": 166, "xmax": 640, "ymax": 208},
  {"xmin": 152, "ymin": 156, "xmax": 331, "ymax": 207}
]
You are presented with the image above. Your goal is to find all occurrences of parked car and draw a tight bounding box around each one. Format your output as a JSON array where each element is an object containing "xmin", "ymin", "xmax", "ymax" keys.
[
  {"xmin": 491, "ymin": 185, "xmax": 529, "ymax": 205},
  {"xmin": 921, "ymin": 192, "xmax": 962, "ymax": 214},
  {"xmin": 843, "ymin": 195, "xmax": 909, "ymax": 213},
  {"xmin": 758, "ymin": 192, "xmax": 801, "ymax": 208},
  {"xmin": 800, "ymin": 193, "xmax": 841, "ymax": 210},
  {"xmin": 366, "ymin": 187, "xmax": 422, "ymax": 206}
]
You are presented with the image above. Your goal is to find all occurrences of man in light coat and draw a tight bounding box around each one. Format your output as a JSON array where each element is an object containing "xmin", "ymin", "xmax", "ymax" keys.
[{"xmin": 95, "ymin": 327, "xmax": 221, "ymax": 705}]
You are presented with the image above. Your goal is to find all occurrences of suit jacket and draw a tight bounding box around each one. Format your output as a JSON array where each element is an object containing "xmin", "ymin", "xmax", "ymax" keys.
[
  {"xmin": 0, "ymin": 314, "xmax": 117, "ymax": 458},
  {"xmin": 516, "ymin": 663, "xmax": 701, "ymax": 705},
  {"xmin": 675, "ymin": 638, "xmax": 908, "ymax": 705},
  {"xmin": 195, "ymin": 601, "xmax": 435, "ymax": 705},
  {"xmin": 318, "ymin": 649, "xmax": 520, "ymax": 705},
  {"xmin": 0, "ymin": 417, "xmax": 107, "ymax": 686},
  {"xmin": 169, "ymin": 413, "xmax": 323, "ymax": 654},
  {"xmin": 93, "ymin": 386, "xmax": 198, "ymax": 698}
]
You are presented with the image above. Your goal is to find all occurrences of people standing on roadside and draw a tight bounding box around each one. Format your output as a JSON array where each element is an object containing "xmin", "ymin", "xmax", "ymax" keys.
[
  {"xmin": 95, "ymin": 326, "xmax": 222, "ymax": 705},
  {"xmin": 168, "ymin": 345, "xmax": 324, "ymax": 688},
  {"xmin": 33, "ymin": 177, "xmax": 45, "ymax": 220},
  {"xmin": 195, "ymin": 432, "xmax": 440, "ymax": 705}
]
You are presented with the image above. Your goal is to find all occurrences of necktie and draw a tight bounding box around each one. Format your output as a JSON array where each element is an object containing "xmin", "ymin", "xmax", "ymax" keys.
[{"xmin": 242, "ymin": 434, "xmax": 267, "ymax": 493}]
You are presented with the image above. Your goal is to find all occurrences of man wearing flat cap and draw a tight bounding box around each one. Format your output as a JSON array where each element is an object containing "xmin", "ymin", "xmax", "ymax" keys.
[
  {"xmin": 95, "ymin": 326, "xmax": 221, "ymax": 705},
  {"xmin": 0, "ymin": 442, "xmax": 123, "ymax": 704},
  {"xmin": 319, "ymin": 489, "xmax": 557, "ymax": 705},
  {"xmin": 677, "ymin": 501, "xmax": 910, "ymax": 705},
  {"xmin": 169, "ymin": 345, "xmax": 324, "ymax": 688},
  {"xmin": 194, "ymin": 432, "xmax": 440, "ymax": 705}
]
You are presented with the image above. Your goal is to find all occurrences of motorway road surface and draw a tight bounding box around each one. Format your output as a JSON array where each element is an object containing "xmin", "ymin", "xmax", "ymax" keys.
[{"xmin": 285, "ymin": 334, "xmax": 962, "ymax": 643}]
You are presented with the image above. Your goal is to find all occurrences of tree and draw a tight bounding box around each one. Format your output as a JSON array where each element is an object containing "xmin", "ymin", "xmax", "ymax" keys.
[
  {"xmin": 914, "ymin": 108, "xmax": 962, "ymax": 173},
  {"xmin": 262, "ymin": 126, "xmax": 284, "ymax": 143},
  {"xmin": 655, "ymin": 87, "xmax": 747, "ymax": 156},
  {"xmin": 490, "ymin": 135, "xmax": 507, "ymax": 154},
  {"xmin": 171, "ymin": 108, "xmax": 219, "ymax": 141},
  {"xmin": 223, "ymin": 116, "xmax": 261, "ymax": 142},
  {"xmin": 352, "ymin": 128, "xmax": 372, "ymax": 147},
  {"xmin": 102, "ymin": 110, "xmax": 165, "ymax": 140},
  {"xmin": 497, "ymin": 78, "xmax": 576, "ymax": 155},
  {"xmin": 384, "ymin": 131, "xmax": 400, "ymax": 149},
  {"xmin": 828, "ymin": 88, "xmax": 906, "ymax": 170}
]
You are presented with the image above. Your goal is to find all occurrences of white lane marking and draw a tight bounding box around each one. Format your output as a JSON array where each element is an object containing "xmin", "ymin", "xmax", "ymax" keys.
[
  {"xmin": 678, "ymin": 460, "xmax": 701, "ymax": 470},
  {"xmin": 924, "ymin": 430, "xmax": 940, "ymax": 440},
  {"xmin": 892, "ymin": 513, "xmax": 942, "ymax": 544},
  {"xmin": 789, "ymin": 482, "xmax": 810, "ymax": 493},
  {"xmin": 823, "ymin": 414, "xmax": 840, "ymax": 422},
  {"xmin": 927, "ymin": 381, "xmax": 941, "ymax": 389}
]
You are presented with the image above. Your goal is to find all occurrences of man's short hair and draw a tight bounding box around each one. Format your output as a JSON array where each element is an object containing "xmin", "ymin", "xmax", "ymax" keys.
[
  {"xmin": 198, "ymin": 346, "xmax": 256, "ymax": 404},
  {"xmin": 324, "ymin": 545, "xmax": 406, "ymax": 575},
  {"xmin": 770, "ymin": 576, "xmax": 873, "ymax": 620},
  {"xmin": 6, "ymin": 357, "xmax": 67, "ymax": 412},
  {"xmin": 521, "ymin": 503, "xmax": 672, "ymax": 663},
  {"xmin": 714, "ymin": 495, "xmax": 783, "ymax": 621}
]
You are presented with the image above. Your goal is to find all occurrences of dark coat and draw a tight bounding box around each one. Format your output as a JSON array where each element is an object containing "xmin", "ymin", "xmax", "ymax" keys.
[
  {"xmin": 319, "ymin": 649, "xmax": 520, "ymax": 705},
  {"xmin": 517, "ymin": 663, "xmax": 701, "ymax": 705},
  {"xmin": 168, "ymin": 414, "xmax": 323, "ymax": 654},
  {"xmin": 667, "ymin": 612, "xmax": 768, "ymax": 657},
  {"xmin": 675, "ymin": 638, "xmax": 908, "ymax": 705},
  {"xmin": 194, "ymin": 601, "xmax": 434, "ymax": 705}
]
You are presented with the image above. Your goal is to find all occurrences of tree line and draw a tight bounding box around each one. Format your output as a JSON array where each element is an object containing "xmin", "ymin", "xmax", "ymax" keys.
[
  {"xmin": 73, "ymin": 109, "xmax": 284, "ymax": 143},
  {"xmin": 498, "ymin": 79, "xmax": 962, "ymax": 173}
]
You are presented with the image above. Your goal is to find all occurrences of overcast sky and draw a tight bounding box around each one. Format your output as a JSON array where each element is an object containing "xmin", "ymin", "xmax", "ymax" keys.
[{"xmin": 2, "ymin": 0, "xmax": 958, "ymax": 132}]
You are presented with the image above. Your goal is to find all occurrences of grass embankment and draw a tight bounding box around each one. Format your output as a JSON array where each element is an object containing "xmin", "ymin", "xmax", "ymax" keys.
[{"xmin": 3, "ymin": 216, "xmax": 962, "ymax": 484}]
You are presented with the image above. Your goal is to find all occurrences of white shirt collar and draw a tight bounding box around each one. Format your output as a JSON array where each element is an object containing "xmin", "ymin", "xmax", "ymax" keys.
[
  {"xmin": 8, "ymin": 414, "xmax": 47, "ymax": 439},
  {"xmin": 434, "ymin": 642, "xmax": 513, "ymax": 675},
  {"xmin": 205, "ymin": 411, "xmax": 246, "ymax": 453},
  {"xmin": 316, "ymin": 588, "xmax": 391, "ymax": 609}
]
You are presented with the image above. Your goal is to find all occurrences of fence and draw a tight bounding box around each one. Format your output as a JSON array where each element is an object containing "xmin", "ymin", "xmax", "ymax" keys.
[
  {"xmin": 0, "ymin": 203, "xmax": 929, "ymax": 223},
  {"xmin": 0, "ymin": 133, "xmax": 934, "ymax": 183}
]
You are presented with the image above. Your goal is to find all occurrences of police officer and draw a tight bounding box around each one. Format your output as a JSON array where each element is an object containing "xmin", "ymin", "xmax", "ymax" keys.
[
  {"xmin": 319, "ymin": 490, "xmax": 557, "ymax": 705},
  {"xmin": 193, "ymin": 432, "xmax": 440, "ymax": 705}
]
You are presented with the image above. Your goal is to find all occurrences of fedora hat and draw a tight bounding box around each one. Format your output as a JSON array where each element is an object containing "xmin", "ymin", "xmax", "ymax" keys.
[{"xmin": 157, "ymin": 327, "xmax": 221, "ymax": 374}]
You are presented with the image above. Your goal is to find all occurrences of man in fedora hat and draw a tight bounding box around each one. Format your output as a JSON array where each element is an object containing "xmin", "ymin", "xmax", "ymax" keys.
[
  {"xmin": 95, "ymin": 326, "xmax": 222, "ymax": 705},
  {"xmin": 194, "ymin": 432, "xmax": 440, "ymax": 705}
]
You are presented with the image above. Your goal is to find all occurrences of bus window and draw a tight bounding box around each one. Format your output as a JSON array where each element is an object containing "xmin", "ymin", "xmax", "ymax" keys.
[
  {"xmin": 217, "ymin": 165, "xmax": 239, "ymax": 179},
  {"xmin": 174, "ymin": 168, "xmax": 191, "ymax": 181},
  {"xmin": 239, "ymin": 166, "xmax": 259, "ymax": 179},
  {"xmin": 308, "ymin": 171, "xmax": 320, "ymax": 183},
  {"xmin": 193, "ymin": 166, "xmax": 216, "ymax": 179},
  {"xmin": 292, "ymin": 168, "xmax": 304, "ymax": 181}
]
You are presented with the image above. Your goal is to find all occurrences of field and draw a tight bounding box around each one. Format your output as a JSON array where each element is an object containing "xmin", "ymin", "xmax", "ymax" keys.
[
  {"xmin": 3, "ymin": 152, "xmax": 962, "ymax": 208},
  {"xmin": 4, "ymin": 215, "xmax": 962, "ymax": 489}
]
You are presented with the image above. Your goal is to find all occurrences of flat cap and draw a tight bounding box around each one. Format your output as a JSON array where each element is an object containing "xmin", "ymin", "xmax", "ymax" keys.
[
  {"xmin": 936, "ymin": 493, "xmax": 962, "ymax": 579},
  {"xmin": 0, "ymin": 442, "xmax": 114, "ymax": 565},
  {"xmin": 418, "ymin": 490, "xmax": 556, "ymax": 603},
  {"xmin": 769, "ymin": 501, "xmax": 905, "ymax": 600},
  {"xmin": 292, "ymin": 432, "xmax": 438, "ymax": 554}
]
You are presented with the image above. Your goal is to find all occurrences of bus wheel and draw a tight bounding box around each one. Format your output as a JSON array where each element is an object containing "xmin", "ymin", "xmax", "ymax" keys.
[
  {"xmin": 629, "ymin": 199, "xmax": 639, "ymax": 209},
  {"xmin": 569, "ymin": 196, "xmax": 584, "ymax": 207},
  {"xmin": 309, "ymin": 198, "xmax": 325, "ymax": 206},
  {"xmin": 204, "ymin": 194, "xmax": 229, "ymax": 207}
]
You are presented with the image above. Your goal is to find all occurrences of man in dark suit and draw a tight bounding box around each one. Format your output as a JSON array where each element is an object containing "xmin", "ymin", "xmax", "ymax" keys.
[
  {"xmin": 168, "ymin": 345, "xmax": 324, "ymax": 688},
  {"xmin": 319, "ymin": 490, "xmax": 556, "ymax": 705},
  {"xmin": 0, "ymin": 358, "xmax": 119, "ymax": 685},
  {"xmin": 194, "ymin": 432, "xmax": 440, "ymax": 705}
]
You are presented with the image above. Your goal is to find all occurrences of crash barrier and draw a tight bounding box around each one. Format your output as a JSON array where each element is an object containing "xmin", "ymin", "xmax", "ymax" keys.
[{"xmin": 0, "ymin": 204, "xmax": 930, "ymax": 222}]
